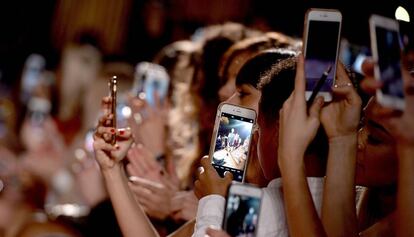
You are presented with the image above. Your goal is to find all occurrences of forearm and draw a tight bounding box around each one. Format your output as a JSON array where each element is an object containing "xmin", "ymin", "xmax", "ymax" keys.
[
  {"xmin": 102, "ymin": 165, "xmax": 159, "ymax": 237},
  {"xmin": 396, "ymin": 145, "xmax": 414, "ymax": 237},
  {"xmin": 280, "ymin": 158, "xmax": 326, "ymax": 237},
  {"xmin": 322, "ymin": 135, "xmax": 358, "ymax": 237}
]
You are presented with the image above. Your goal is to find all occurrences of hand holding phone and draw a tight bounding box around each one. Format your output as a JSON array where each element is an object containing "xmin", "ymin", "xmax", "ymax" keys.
[
  {"xmin": 109, "ymin": 76, "xmax": 117, "ymax": 145},
  {"xmin": 370, "ymin": 14, "xmax": 405, "ymax": 110},
  {"xmin": 222, "ymin": 183, "xmax": 262, "ymax": 237},
  {"xmin": 303, "ymin": 8, "xmax": 342, "ymax": 102},
  {"xmin": 209, "ymin": 103, "xmax": 256, "ymax": 182}
]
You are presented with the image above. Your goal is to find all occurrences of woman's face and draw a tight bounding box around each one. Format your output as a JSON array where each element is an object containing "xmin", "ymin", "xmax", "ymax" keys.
[
  {"xmin": 356, "ymin": 100, "xmax": 398, "ymax": 187},
  {"xmin": 219, "ymin": 53, "xmax": 252, "ymax": 102},
  {"xmin": 226, "ymin": 84, "xmax": 261, "ymax": 112}
]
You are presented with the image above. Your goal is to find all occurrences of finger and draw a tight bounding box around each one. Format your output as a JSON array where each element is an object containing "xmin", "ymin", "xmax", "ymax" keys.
[
  {"xmin": 361, "ymin": 58, "xmax": 375, "ymax": 76},
  {"xmin": 93, "ymin": 138, "xmax": 116, "ymax": 152},
  {"xmin": 200, "ymin": 156, "xmax": 215, "ymax": 173},
  {"xmin": 293, "ymin": 55, "xmax": 306, "ymax": 101},
  {"xmin": 94, "ymin": 126, "xmax": 116, "ymax": 140},
  {"xmin": 206, "ymin": 227, "xmax": 229, "ymax": 237},
  {"xmin": 129, "ymin": 176, "xmax": 164, "ymax": 193},
  {"xmin": 101, "ymin": 96, "xmax": 112, "ymax": 115},
  {"xmin": 360, "ymin": 77, "xmax": 382, "ymax": 95},
  {"xmin": 223, "ymin": 171, "xmax": 233, "ymax": 184},
  {"xmin": 126, "ymin": 163, "xmax": 143, "ymax": 177},
  {"xmin": 308, "ymin": 96, "xmax": 324, "ymax": 120},
  {"xmin": 116, "ymin": 128, "xmax": 132, "ymax": 140},
  {"xmin": 335, "ymin": 62, "xmax": 352, "ymax": 84},
  {"xmin": 194, "ymin": 180, "xmax": 202, "ymax": 199}
]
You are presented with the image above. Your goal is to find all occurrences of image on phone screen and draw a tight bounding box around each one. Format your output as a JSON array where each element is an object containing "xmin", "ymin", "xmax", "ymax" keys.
[
  {"xmin": 211, "ymin": 112, "xmax": 254, "ymax": 182},
  {"xmin": 305, "ymin": 20, "xmax": 340, "ymax": 93},
  {"xmin": 223, "ymin": 193, "xmax": 261, "ymax": 236},
  {"xmin": 375, "ymin": 26, "xmax": 404, "ymax": 99}
]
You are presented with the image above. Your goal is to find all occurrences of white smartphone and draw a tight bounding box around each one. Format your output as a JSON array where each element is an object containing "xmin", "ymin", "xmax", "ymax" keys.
[
  {"xmin": 132, "ymin": 62, "xmax": 170, "ymax": 106},
  {"xmin": 222, "ymin": 183, "xmax": 263, "ymax": 237},
  {"xmin": 303, "ymin": 8, "xmax": 342, "ymax": 102},
  {"xmin": 370, "ymin": 14, "xmax": 405, "ymax": 110},
  {"xmin": 209, "ymin": 103, "xmax": 256, "ymax": 182}
]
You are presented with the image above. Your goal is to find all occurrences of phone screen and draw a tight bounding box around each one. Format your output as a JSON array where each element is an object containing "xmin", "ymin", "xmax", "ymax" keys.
[
  {"xmin": 223, "ymin": 192, "xmax": 261, "ymax": 236},
  {"xmin": 305, "ymin": 20, "xmax": 340, "ymax": 93},
  {"xmin": 144, "ymin": 70, "xmax": 169, "ymax": 106},
  {"xmin": 211, "ymin": 112, "xmax": 254, "ymax": 182},
  {"xmin": 375, "ymin": 26, "xmax": 404, "ymax": 99}
]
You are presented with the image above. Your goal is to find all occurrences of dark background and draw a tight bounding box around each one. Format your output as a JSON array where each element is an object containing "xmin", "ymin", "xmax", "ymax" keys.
[{"xmin": 0, "ymin": 0, "xmax": 412, "ymax": 87}]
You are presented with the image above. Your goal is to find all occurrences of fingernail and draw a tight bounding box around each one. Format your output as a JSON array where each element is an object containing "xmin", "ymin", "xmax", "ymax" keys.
[
  {"xmin": 120, "ymin": 130, "xmax": 125, "ymax": 135},
  {"xmin": 110, "ymin": 129, "xmax": 115, "ymax": 134}
]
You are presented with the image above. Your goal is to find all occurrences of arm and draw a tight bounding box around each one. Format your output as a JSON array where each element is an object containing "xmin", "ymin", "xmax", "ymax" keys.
[
  {"xmin": 396, "ymin": 145, "xmax": 414, "ymax": 237},
  {"xmin": 278, "ymin": 55, "xmax": 326, "ymax": 237},
  {"xmin": 320, "ymin": 64, "xmax": 361, "ymax": 237},
  {"xmin": 102, "ymin": 164, "xmax": 159, "ymax": 237},
  {"xmin": 93, "ymin": 96, "xmax": 159, "ymax": 237},
  {"xmin": 322, "ymin": 135, "xmax": 358, "ymax": 237},
  {"xmin": 192, "ymin": 156, "xmax": 233, "ymax": 237}
]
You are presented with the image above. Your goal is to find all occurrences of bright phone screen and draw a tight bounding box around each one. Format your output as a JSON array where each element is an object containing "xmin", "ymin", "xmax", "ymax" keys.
[
  {"xmin": 305, "ymin": 20, "xmax": 340, "ymax": 92},
  {"xmin": 211, "ymin": 112, "xmax": 254, "ymax": 182},
  {"xmin": 375, "ymin": 26, "xmax": 404, "ymax": 99},
  {"xmin": 223, "ymin": 193, "xmax": 261, "ymax": 236}
]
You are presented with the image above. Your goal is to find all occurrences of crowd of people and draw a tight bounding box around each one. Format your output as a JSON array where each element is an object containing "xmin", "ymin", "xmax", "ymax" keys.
[{"xmin": 0, "ymin": 14, "xmax": 413, "ymax": 237}]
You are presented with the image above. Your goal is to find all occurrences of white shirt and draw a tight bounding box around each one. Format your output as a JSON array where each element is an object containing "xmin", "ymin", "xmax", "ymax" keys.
[{"xmin": 192, "ymin": 177, "xmax": 324, "ymax": 237}]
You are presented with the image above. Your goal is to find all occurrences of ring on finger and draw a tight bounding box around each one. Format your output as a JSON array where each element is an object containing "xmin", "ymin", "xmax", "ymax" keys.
[{"xmin": 334, "ymin": 82, "xmax": 353, "ymax": 88}]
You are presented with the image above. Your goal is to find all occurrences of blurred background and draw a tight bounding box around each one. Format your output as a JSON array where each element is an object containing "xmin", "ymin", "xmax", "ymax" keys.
[
  {"xmin": 0, "ymin": 0, "xmax": 412, "ymax": 86},
  {"xmin": 0, "ymin": 1, "xmax": 412, "ymax": 236}
]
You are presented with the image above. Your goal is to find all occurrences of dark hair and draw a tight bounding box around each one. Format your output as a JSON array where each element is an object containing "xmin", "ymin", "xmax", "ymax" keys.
[
  {"xmin": 258, "ymin": 57, "xmax": 328, "ymax": 159},
  {"xmin": 257, "ymin": 57, "xmax": 297, "ymax": 126},
  {"xmin": 236, "ymin": 49, "xmax": 297, "ymax": 90},
  {"xmin": 220, "ymin": 32, "xmax": 299, "ymax": 85}
]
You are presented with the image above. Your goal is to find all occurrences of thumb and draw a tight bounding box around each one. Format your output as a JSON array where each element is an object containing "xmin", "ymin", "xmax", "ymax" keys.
[
  {"xmin": 223, "ymin": 171, "xmax": 234, "ymax": 183},
  {"xmin": 308, "ymin": 96, "xmax": 324, "ymax": 120}
]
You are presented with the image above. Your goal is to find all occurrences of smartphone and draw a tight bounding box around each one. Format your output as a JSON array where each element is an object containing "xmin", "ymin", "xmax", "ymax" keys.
[
  {"xmin": 209, "ymin": 103, "xmax": 256, "ymax": 182},
  {"xmin": 222, "ymin": 183, "xmax": 263, "ymax": 237},
  {"xmin": 109, "ymin": 76, "xmax": 117, "ymax": 145},
  {"xmin": 132, "ymin": 62, "xmax": 170, "ymax": 107},
  {"xmin": 369, "ymin": 15, "xmax": 405, "ymax": 110},
  {"xmin": 303, "ymin": 8, "xmax": 342, "ymax": 102}
]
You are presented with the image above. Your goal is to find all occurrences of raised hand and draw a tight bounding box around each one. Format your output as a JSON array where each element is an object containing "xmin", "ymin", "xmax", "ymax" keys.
[
  {"xmin": 321, "ymin": 63, "xmax": 362, "ymax": 139},
  {"xmin": 93, "ymin": 96, "xmax": 133, "ymax": 171},
  {"xmin": 194, "ymin": 156, "xmax": 233, "ymax": 199}
]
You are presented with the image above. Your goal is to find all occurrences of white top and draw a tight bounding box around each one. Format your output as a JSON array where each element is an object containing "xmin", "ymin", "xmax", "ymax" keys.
[{"xmin": 192, "ymin": 177, "xmax": 324, "ymax": 237}]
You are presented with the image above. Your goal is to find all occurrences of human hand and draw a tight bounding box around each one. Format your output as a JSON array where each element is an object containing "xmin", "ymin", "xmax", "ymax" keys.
[
  {"xmin": 93, "ymin": 97, "xmax": 133, "ymax": 172},
  {"xmin": 194, "ymin": 156, "xmax": 233, "ymax": 199},
  {"xmin": 127, "ymin": 92, "xmax": 168, "ymax": 157},
  {"xmin": 128, "ymin": 175, "xmax": 177, "ymax": 220},
  {"xmin": 360, "ymin": 54, "xmax": 414, "ymax": 146},
  {"xmin": 127, "ymin": 144, "xmax": 165, "ymax": 184},
  {"xmin": 206, "ymin": 227, "xmax": 231, "ymax": 237},
  {"xmin": 321, "ymin": 63, "xmax": 362, "ymax": 140},
  {"xmin": 278, "ymin": 55, "xmax": 324, "ymax": 164},
  {"xmin": 170, "ymin": 190, "xmax": 199, "ymax": 221}
]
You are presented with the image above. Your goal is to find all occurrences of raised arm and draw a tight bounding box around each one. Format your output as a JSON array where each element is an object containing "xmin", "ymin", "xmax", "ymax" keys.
[
  {"xmin": 278, "ymin": 55, "xmax": 326, "ymax": 237},
  {"xmin": 320, "ymin": 64, "xmax": 361, "ymax": 237},
  {"xmin": 93, "ymin": 96, "xmax": 159, "ymax": 237}
]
